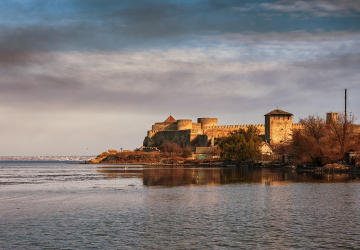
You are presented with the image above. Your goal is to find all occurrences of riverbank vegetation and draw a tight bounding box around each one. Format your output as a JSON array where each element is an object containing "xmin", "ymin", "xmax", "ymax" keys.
[
  {"xmin": 289, "ymin": 114, "xmax": 360, "ymax": 165},
  {"xmin": 216, "ymin": 126, "xmax": 262, "ymax": 162}
]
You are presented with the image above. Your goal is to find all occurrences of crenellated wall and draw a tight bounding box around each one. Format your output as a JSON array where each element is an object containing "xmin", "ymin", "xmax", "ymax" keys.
[
  {"xmin": 203, "ymin": 124, "xmax": 265, "ymax": 139},
  {"xmin": 152, "ymin": 122, "xmax": 177, "ymax": 131},
  {"xmin": 203, "ymin": 124, "xmax": 265, "ymax": 130},
  {"xmin": 292, "ymin": 123, "xmax": 304, "ymax": 130}
]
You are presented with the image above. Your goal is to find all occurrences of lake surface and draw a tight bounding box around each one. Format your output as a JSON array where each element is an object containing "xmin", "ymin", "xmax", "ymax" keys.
[{"xmin": 1, "ymin": 161, "xmax": 360, "ymax": 249}]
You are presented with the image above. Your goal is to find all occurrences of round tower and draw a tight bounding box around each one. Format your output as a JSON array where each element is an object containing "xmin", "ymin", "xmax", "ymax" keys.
[{"xmin": 197, "ymin": 118, "xmax": 218, "ymax": 129}]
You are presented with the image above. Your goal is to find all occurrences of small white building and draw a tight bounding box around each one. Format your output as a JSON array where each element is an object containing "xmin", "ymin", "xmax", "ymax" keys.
[{"xmin": 260, "ymin": 142, "xmax": 273, "ymax": 155}]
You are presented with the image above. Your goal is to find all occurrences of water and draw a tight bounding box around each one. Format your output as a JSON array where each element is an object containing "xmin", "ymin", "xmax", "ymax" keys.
[{"xmin": 1, "ymin": 162, "xmax": 360, "ymax": 249}]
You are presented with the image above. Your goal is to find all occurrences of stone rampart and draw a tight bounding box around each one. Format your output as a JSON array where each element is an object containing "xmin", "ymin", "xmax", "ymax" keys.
[
  {"xmin": 147, "ymin": 130, "xmax": 191, "ymax": 148},
  {"xmin": 152, "ymin": 122, "xmax": 177, "ymax": 131},
  {"xmin": 204, "ymin": 124, "xmax": 265, "ymax": 138},
  {"xmin": 192, "ymin": 123, "xmax": 202, "ymax": 130},
  {"xmin": 177, "ymin": 119, "xmax": 193, "ymax": 130},
  {"xmin": 190, "ymin": 129, "xmax": 203, "ymax": 141},
  {"xmin": 204, "ymin": 124, "xmax": 265, "ymax": 129},
  {"xmin": 292, "ymin": 123, "xmax": 304, "ymax": 130}
]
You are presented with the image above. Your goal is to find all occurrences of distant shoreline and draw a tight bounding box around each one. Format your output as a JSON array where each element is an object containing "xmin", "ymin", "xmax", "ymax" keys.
[{"xmin": 0, "ymin": 160, "xmax": 85, "ymax": 163}]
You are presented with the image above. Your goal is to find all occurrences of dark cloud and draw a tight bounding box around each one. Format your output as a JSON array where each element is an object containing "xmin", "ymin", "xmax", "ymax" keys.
[
  {"xmin": 0, "ymin": 23, "xmax": 111, "ymax": 53},
  {"xmin": 1, "ymin": 0, "xmax": 359, "ymax": 55},
  {"xmin": 1, "ymin": 43, "xmax": 358, "ymax": 117},
  {"xmin": 260, "ymin": 0, "xmax": 360, "ymax": 17}
]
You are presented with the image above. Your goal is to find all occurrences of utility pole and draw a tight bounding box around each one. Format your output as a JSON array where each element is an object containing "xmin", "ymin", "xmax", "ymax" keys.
[
  {"xmin": 341, "ymin": 88, "xmax": 347, "ymax": 156},
  {"xmin": 345, "ymin": 88, "xmax": 347, "ymax": 123}
]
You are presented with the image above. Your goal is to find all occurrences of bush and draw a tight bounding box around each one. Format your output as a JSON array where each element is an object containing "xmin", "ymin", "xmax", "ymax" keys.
[
  {"xmin": 216, "ymin": 126, "xmax": 262, "ymax": 162},
  {"xmin": 181, "ymin": 148, "xmax": 193, "ymax": 158},
  {"xmin": 158, "ymin": 141, "xmax": 182, "ymax": 156}
]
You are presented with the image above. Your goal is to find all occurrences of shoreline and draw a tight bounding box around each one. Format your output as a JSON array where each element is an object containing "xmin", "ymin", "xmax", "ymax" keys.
[{"xmin": 84, "ymin": 161, "xmax": 360, "ymax": 173}]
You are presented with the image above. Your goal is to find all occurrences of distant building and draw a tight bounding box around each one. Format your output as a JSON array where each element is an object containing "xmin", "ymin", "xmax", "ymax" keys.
[
  {"xmin": 260, "ymin": 142, "xmax": 273, "ymax": 155},
  {"xmin": 264, "ymin": 109, "xmax": 294, "ymax": 144},
  {"xmin": 345, "ymin": 151, "xmax": 360, "ymax": 165}
]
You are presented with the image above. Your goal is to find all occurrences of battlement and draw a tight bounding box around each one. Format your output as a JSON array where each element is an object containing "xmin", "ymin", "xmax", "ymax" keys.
[
  {"xmin": 205, "ymin": 124, "xmax": 264, "ymax": 129},
  {"xmin": 197, "ymin": 118, "xmax": 218, "ymax": 129},
  {"xmin": 292, "ymin": 123, "xmax": 304, "ymax": 128}
]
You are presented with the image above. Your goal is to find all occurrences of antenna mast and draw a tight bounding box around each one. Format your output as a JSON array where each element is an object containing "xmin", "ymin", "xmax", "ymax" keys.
[{"xmin": 345, "ymin": 88, "xmax": 347, "ymax": 123}]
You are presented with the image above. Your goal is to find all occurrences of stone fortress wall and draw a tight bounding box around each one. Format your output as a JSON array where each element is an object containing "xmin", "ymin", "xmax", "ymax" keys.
[
  {"xmin": 143, "ymin": 109, "xmax": 359, "ymax": 150},
  {"xmin": 144, "ymin": 109, "xmax": 291, "ymax": 149},
  {"xmin": 203, "ymin": 124, "xmax": 265, "ymax": 139}
]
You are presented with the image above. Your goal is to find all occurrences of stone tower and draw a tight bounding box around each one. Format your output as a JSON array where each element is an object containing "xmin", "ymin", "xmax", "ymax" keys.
[
  {"xmin": 265, "ymin": 109, "xmax": 293, "ymax": 144},
  {"xmin": 326, "ymin": 112, "xmax": 339, "ymax": 124},
  {"xmin": 197, "ymin": 118, "xmax": 218, "ymax": 129}
]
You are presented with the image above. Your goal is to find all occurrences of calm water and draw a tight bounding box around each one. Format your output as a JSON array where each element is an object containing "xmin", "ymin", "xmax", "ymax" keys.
[{"xmin": 1, "ymin": 162, "xmax": 360, "ymax": 249}]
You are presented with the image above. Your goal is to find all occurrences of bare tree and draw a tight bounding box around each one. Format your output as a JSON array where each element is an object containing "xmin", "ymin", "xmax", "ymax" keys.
[
  {"xmin": 158, "ymin": 141, "xmax": 182, "ymax": 156},
  {"xmin": 290, "ymin": 114, "xmax": 360, "ymax": 165},
  {"xmin": 327, "ymin": 113, "xmax": 358, "ymax": 156}
]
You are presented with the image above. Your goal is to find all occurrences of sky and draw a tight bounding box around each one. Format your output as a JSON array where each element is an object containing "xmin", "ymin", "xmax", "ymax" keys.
[{"xmin": 1, "ymin": 0, "xmax": 360, "ymax": 156}]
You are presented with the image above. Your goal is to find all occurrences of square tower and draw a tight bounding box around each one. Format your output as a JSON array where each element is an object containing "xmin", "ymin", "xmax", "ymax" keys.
[
  {"xmin": 326, "ymin": 112, "xmax": 339, "ymax": 124},
  {"xmin": 265, "ymin": 109, "xmax": 293, "ymax": 144}
]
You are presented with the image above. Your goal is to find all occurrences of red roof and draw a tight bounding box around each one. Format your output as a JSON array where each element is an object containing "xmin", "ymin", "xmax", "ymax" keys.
[
  {"xmin": 164, "ymin": 115, "xmax": 176, "ymax": 123},
  {"xmin": 265, "ymin": 109, "xmax": 293, "ymax": 116}
]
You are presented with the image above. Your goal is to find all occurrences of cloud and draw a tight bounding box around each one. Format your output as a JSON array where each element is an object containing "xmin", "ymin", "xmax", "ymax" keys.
[
  {"xmin": 204, "ymin": 30, "xmax": 360, "ymax": 63},
  {"xmin": 1, "ymin": 0, "xmax": 359, "ymax": 56},
  {"xmin": 1, "ymin": 29, "xmax": 359, "ymax": 117},
  {"xmin": 1, "ymin": 40, "xmax": 359, "ymax": 155},
  {"xmin": 259, "ymin": 0, "xmax": 360, "ymax": 17},
  {"xmin": 2, "ymin": 46, "xmax": 358, "ymax": 155}
]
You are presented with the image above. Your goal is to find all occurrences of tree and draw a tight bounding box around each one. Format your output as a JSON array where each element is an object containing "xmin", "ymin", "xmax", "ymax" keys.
[
  {"xmin": 290, "ymin": 127, "xmax": 327, "ymax": 165},
  {"xmin": 181, "ymin": 147, "xmax": 193, "ymax": 158},
  {"xmin": 216, "ymin": 126, "xmax": 262, "ymax": 162},
  {"xmin": 327, "ymin": 113, "xmax": 358, "ymax": 156},
  {"xmin": 290, "ymin": 114, "xmax": 360, "ymax": 165},
  {"xmin": 158, "ymin": 141, "xmax": 182, "ymax": 156},
  {"xmin": 206, "ymin": 147, "xmax": 221, "ymax": 160}
]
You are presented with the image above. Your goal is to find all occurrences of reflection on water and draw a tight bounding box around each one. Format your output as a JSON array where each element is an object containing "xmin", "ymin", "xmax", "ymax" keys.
[
  {"xmin": 96, "ymin": 165, "xmax": 360, "ymax": 187},
  {"xmin": 2, "ymin": 162, "xmax": 360, "ymax": 249}
]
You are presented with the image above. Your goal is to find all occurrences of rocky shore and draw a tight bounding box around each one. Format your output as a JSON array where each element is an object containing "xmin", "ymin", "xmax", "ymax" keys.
[
  {"xmin": 88, "ymin": 150, "xmax": 360, "ymax": 173},
  {"xmin": 87, "ymin": 149, "xmax": 211, "ymax": 165}
]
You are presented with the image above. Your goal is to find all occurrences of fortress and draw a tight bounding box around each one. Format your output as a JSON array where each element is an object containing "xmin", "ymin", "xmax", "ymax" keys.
[
  {"xmin": 143, "ymin": 109, "xmax": 308, "ymax": 150},
  {"xmin": 143, "ymin": 109, "xmax": 360, "ymax": 151}
]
